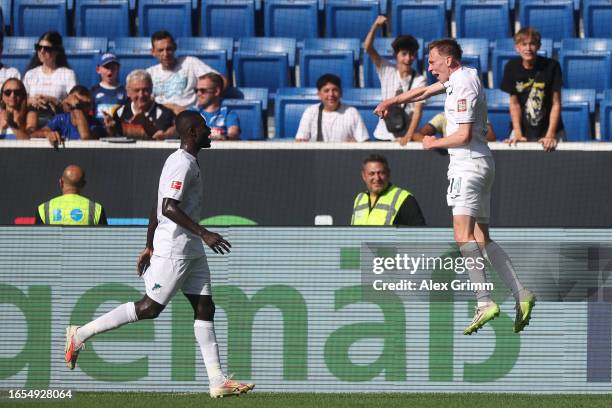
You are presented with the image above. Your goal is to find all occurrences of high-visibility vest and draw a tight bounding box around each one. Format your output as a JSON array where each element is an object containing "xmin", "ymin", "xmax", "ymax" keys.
[
  {"xmin": 351, "ymin": 185, "xmax": 411, "ymax": 226},
  {"xmin": 37, "ymin": 194, "xmax": 103, "ymax": 225}
]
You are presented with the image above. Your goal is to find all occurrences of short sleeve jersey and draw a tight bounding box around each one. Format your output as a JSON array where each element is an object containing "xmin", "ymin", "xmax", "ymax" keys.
[
  {"xmin": 443, "ymin": 67, "xmax": 491, "ymax": 158},
  {"xmin": 295, "ymin": 103, "xmax": 369, "ymax": 142},
  {"xmin": 153, "ymin": 149, "xmax": 205, "ymax": 259},
  {"xmin": 374, "ymin": 59, "xmax": 427, "ymax": 140}
]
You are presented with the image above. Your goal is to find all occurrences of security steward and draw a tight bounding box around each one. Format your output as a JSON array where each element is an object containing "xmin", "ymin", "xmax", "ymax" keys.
[
  {"xmin": 35, "ymin": 164, "xmax": 107, "ymax": 225},
  {"xmin": 351, "ymin": 154, "xmax": 426, "ymax": 226}
]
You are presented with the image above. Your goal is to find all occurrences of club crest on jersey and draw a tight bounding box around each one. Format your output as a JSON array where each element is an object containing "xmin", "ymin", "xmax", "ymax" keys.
[
  {"xmin": 457, "ymin": 99, "xmax": 467, "ymax": 112},
  {"xmin": 170, "ymin": 180, "xmax": 183, "ymax": 191}
]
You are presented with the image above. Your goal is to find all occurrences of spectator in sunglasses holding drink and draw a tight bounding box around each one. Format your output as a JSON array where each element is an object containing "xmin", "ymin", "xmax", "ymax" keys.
[
  {"xmin": 23, "ymin": 31, "xmax": 77, "ymax": 130},
  {"xmin": 0, "ymin": 78, "xmax": 35, "ymax": 139}
]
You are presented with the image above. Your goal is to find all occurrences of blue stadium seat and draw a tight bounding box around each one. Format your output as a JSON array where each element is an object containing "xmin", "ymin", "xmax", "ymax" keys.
[
  {"xmin": 300, "ymin": 38, "xmax": 360, "ymax": 88},
  {"xmin": 75, "ymin": 0, "xmax": 130, "ymax": 37},
  {"xmin": 584, "ymin": 0, "xmax": 612, "ymax": 39},
  {"xmin": 274, "ymin": 87, "xmax": 319, "ymax": 138},
  {"xmin": 138, "ymin": 0, "xmax": 192, "ymax": 37},
  {"xmin": 63, "ymin": 37, "xmax": 108, "ymax": 53},
  {"xmin": 561, "ymin": 89, "xmax": 596, "ymax": 141},
  {"xmin": 221, "ymin": 99, "xmax": 264, "ymax": 140},
  {"xmin": 223, "ymin": 87, "xmax": 268, "ymax": 104},
  {"xmin": 484, "ymin": 88, "xmax": 511, "ymax": 140},
  {"xmin": 561, "ymin": 38, "xmax": 612, "ymax": 53},
  {"xmin": 519, "ymin": 0, "xmax": 575, "ymax": 42},
  {"xmin": 559, "ymin": 50, "xmax": 612, "ymax": 94},
  {"xmin": 175, "ymin": 37, "xmax": 232, "ymax": 77},
  {"xmin": 342, "ymin": 88, "xmax": 382, "ymax": 140},
  {"xmin": 455, "ymin": 0, "xmax": 511, "ymax": 42},
  {"xmin": 62, "ymin": 37, "xmax": 109, "ymax": 88},
  {"xmin": 391, "ymin": 0, "xmax": 447, "ymax": 43},
  {"xmin": 234, "ymin": 38, "xmax": 296, "ymax": 93},
  {"xmin": 201, "ymin": 0, "xmax": 256, "ymax": 38},
  {"xmin": 264, "ymin": 0, "xmax": 319, "ymax": 39},
  {"xmin": 2, "ymin": 37, "xmax": 36, "ymax": 76},
  {"xmin": 362, "ymin": 37, "xmax": 424, "ymax": 88},
  {"xmin": 491, "ymin": 38, "xmax": 553, "ymax": 88},
  {"xmin": 110, "ymin": 38, "xmax": 158, "ymax": 84},
  {"xmin": 458, "ymin": 38, "xmax": 489, "ymax": 75},
  {"xmin": 14, "ymin": 0, "xmax": 68, "ymax": 36},
  {"xmin": 418, "ymin": 93, "xmax": 446, "ymax": 128},
  {"xmin": 325, "ymin": 0, "xmax": 380, "ymax": 39},
  {"xmin": 0, "ymin": 0, "xmax": 9, "ymax": 31},
  {"xmin": 600, "ymin": 90, "xmax": 612, "ymax": 140}
]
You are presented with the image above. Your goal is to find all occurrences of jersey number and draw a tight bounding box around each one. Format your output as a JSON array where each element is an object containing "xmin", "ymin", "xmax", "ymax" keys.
[{"xmin": 448, "ymin": 177, "xmax": 462, "ymax": 196}]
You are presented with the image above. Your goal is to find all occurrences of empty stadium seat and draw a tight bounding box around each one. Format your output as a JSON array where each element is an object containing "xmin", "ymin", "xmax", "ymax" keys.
[
  {"xmin": 215, "ymin": 88, "xmax": 270, "ymax": 140},
  {"xmin": 175, "ymin": 37, "xmax": 233, "ymax": 77},
  {"xmin": 75, "ymin": 0, "xmax": 130, "ymax": 37},
  {"xmin": 342, "ymin": 88, "xmax": 382, "ymax": 140},
  {"xmin": 264, "ymin": 0, "xmax": 319, "ymax": 39},
  {"xmin": 63, "ymin": 37, "xmax": 108, "ymax": 53},
  {"xmin": 325, "ymin": 0, "xmax": 380, "ymax": 39},
  {"xmin": 62, "ymin": 38, "xmax": 109, "ymax": 88},
  {"xmin": 584, "ymin": 0, "xmax": 612, "ymax": 39},
  {"xmin": 362, "ymin": 37, "xmax": 424, "ymax": 88},
  {"xmin": 138, "ymin": 0, "xmax": 192, "ymax": 37},
  {"xmin": 455, "ymin": 0, "xmax": 511, "ymax": 42},
  {"xmin": 391, "ymin": 0, "xmax": 447, "ymax": 43},
  {"xmin": 600, "ymin": 90, "xmax": 612, "ymax": 140},
  {"xmin": 0, "ymin": 0, "xmax": 9, "ymax": 32},
  {"xmin": 484, "ymin": 88, "xmax": 511, "ymax": 140},
  {"xmin": 519, "ymin": 0, "xmax": 575, "ymax": 42},
  {"xmin": 2, "ymin": 37, "xmax": 37, "ymax": 76},
  {"xmin": 299, "ymin": 38, "xmax": 360, "ymax": 88},
  {"xmin": 110, "ymin": 38, "xmax": 158, "ymax": 84},
  {"xmin": 559, "ymin": 51, "xmax": 612, "ymax": 94},
  {"xmin": 561, "ymin": 38, "xmax": 612, "ymax": 53},
  {"xmin": 14, "ymin": 0, "xmax": 68, "ymax": 36},
  {"xmin": 234, "ymin": 38, "xmax": 296, "ymax": 93},
  {"xmin": 275, "ymin": 87, "xmax": 319, "ymax": 138},
  {"xmin": 561, "ymin": 88, "xmax": 596, "ymax": 141},
  {"xmin": 201, "ymin": 0, "xmax": 256, "ymax": 38},
  {"xmin": 417, "ymin": 93, "xmax": 446, "ymax": 128}
]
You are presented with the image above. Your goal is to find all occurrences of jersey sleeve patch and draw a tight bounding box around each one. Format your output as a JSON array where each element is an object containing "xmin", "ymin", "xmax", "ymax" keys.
[
  {"xmin": 457, "ymin": 99, "xmax": 467, "ymax": 112},
  {"xmin": 170, "ymin": 180, "xmax": 183, "ymax": 191}
]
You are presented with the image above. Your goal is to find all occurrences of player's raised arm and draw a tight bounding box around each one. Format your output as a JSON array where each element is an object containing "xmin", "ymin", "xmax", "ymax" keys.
[
  {"xmin": 161, "ymin": 197, "xmax": 231, "ymax": 254},
  {"xmin": 364, "ymin": 16, "xmax": 387, "ymax": 68},
  {"xmin": 374, "ymin": 82, "xmax": 445, "ymax": 118}
]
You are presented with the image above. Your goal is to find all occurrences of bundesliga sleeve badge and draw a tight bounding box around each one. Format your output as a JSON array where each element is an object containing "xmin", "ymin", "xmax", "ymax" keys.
[
  {"xmin": 457, "ymin": 99, "xmax": 467, "ymax": 112},
  {"xmin": 170, "ymin": 181, "xmax": 183, "ymax": 191}
]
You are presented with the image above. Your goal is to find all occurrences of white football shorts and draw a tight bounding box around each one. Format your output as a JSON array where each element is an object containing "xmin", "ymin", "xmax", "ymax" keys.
[
  {"xmin": 143, "ymin": 254, "xmax": 211, "ymax": 305},
  {"xmin": 446, "ymin": 155, "xmax": 495, "ymax": 224}
]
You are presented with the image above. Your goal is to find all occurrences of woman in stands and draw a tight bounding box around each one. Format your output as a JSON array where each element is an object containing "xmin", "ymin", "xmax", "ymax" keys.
[
  {"xmin": 23, "ymin": 31, "xmax": 76, "ymax": 129},
  {"xmin": 0, "ymin": 78, "xmax": 35, "ymax": 139}
]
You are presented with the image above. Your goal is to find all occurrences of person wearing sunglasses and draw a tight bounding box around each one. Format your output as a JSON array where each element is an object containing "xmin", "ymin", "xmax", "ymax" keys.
[
  {"xmin": 23, "ymin": 31, "xmax": 77, "ymax": 130},
  {"xmin": 0, "ymin": 78, "xmax": 35, "ymax": 139},
  {"xmin": 0, "ymin": 32, "xmax": 21, "ymax": 87},
  {"xmin": 191, "ymin": 73, "xmax": 240, "ymax": 141}
]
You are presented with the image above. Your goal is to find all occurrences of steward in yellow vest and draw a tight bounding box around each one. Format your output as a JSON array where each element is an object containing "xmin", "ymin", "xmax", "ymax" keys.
[
  {"xmin": 351, "ymin": 154, "xmax": 425, "ymax": 226},
  {"xmin": 35, "ymin": 165, "xmax": 107, "ymax": 225}
]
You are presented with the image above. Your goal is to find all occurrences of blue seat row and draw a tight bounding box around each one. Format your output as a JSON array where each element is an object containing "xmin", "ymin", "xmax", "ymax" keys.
[{"xmin": 2, "ymin": 0, "xmax": 611, "ymax": 40}]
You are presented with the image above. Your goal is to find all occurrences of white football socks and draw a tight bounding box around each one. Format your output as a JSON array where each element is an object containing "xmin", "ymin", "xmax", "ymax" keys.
[
  {"xmin": 460, "ymin": 241, "xmax": 492, "ymax": 305},
  {"xmin": 75, "ymin": 302, "xmax": 138, "ymax": 345},
  {"xmin": 484, "ymin": 241, "xmax": 526, "ymax": 302},
  {"xmin": 194, "ymin": 320, "xmax": 225, "ymax": 387}
]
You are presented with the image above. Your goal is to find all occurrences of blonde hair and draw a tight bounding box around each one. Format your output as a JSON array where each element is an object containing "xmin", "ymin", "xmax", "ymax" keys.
[{"xmin": 514, "ymin": 27, "xmax": 542, "ymax": 47}]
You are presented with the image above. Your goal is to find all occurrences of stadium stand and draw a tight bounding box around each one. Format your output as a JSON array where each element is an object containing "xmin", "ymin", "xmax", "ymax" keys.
[
  {"xmin": 274, "ymin": 87, "xmax": 318, "ymax": 139},
  {"xmin": 137, "ymin": 0, "xmax": 192, "ymax": 37},
  {"xmin": 110, "ymin": 37, "xmax": 158, "ymax": 84},
  {"xmin": 484, "ymin": 88, "xmax": 511, "ymax": 140},
  {"xmin": 299, "ymin": 38, "xmax": 360, "ymax": 88},
  {"xmin": 561, "ymin": 88, "xmax": 597, "ymax": 141},
  {"xmin": 600, "ymin": 89, "xmax": 612, "ymax": 140},
  {"xmin": 264, "ymin": 0, "xmax": 319, "ymax": 39},
  {"xmin": 325, "ymin": 0, "xmax": 380, "ymax": 39},
  {"xmin": 559, "ymin": 50, "xmax": 611, "ymax": 94},
  {"xmin": 390, "ymin": 0, "xmax": 447, "ymax": 42},
  {"xmin": 583, "ymin": 0, "xmax": 612, "ymax": 39},
  {"xmin": 176, "ymin": 37, "xmax": 232, "ymax": 77},
  {"xmin": 64, "ymin": 37, "xmax": 109, "ymax": 87},
  {"xmin": 455, "ymin": 0, "xmax": 511, "ymax": 42},
  {"xmin": 13, "ymin": 0, "xmax": 68, "ymax": 36},
  {"xmin": 200, "ymin": 0, "xmax": 256, "ymax": 38},
  {"xmin": 519, "ymin": 0, "xmax": 576, "ymax": 41},
  {"xmin": 222, "ymin": 87, "xmax": 268, "ymax": 140},
  {"xmin": 75, "ymin": 0, "xmax": 131, "ymax": 37},
  {"xmin": 342, "ymin": 87, "xmax": 382, "ymax": 140}
]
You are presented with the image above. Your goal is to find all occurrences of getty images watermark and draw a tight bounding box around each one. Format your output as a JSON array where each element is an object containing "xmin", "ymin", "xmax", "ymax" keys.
[{"xmin": 370, "ymin": 253, "xmax": 493, "ymax": 293}]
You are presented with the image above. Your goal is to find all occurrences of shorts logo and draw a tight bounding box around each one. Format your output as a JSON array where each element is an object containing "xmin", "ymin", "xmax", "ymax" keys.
[
  {"xmin": 457, "ymin": 99, "xmax": 467, "ymax": 112},
  {"xmin": 151, "ymin": 283, "xmax": 162, "ymax": 294},
  {"xmin": 170, "ymin": 181, "xmax": 183, "ymax": 191}
]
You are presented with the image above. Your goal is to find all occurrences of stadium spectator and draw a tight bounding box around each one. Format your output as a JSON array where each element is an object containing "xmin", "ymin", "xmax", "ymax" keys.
[
  {"xmin": 31, "ymin": 85, "xmax": 106, "ymax": 145},
  {"xmin": 23, "ymin": 31, "xmax": 77, "ymax": 129},
  {"xmin": 35, "ymin": 164, "xmax": 107, "ymax": 225},
  {"xmin": 147, "ymin": 31, "xmax": 226, "ymax": 114},
  {"xmin": 295, "ymin": 74, "xmax": 369, "ymax": 142},
  {"xmin": 0, "ymin": 78, "xmax": 35, "ymax": 139},
  {"xmin": 351, "ymin": 154, "xmax": 426, "ymax": 226},
  {"xmin": 413, "ymin": 112, "xmax": 497, "ymax": 143},
  {"xmin": 0, "ymin": 32, "xmax": 21, "ymax": 86},
  {"xmin": 365, "ymin": 16, "xmax": 426, "ymax": 143},
  {"xmin": 104, "ymin": 70, "xmax": 175, "ymax": 140},
  {"xmin": 192, "ymin": 73, "xmax": 240, "ymax": 140},
  {"xmin": 91, "ymin": 52, "xmax": 127, "ymax": 121},
  {"xmin": 501, "ymin": 27, "xmax": 564, "ymax": 152}
]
